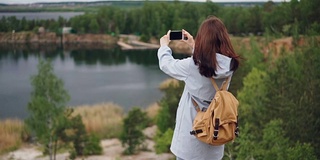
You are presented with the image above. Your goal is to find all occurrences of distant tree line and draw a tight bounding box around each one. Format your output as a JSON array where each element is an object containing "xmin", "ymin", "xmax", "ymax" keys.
[{"xmin": 0, "ymin": 0, "xmax": 319, "ymax": 38}]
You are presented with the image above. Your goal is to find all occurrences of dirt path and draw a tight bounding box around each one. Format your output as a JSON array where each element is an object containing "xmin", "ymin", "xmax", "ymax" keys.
[
  {"xmin": 117, "ymin": 34, "xmax": 160, "ymax": 50},
  {"xmin": 0, "ymin": 126, "xmax": 174, "ymax": 160},
  {"xmin": 1, "ymin": 139, "xmax": 174, "ymax": 160}
]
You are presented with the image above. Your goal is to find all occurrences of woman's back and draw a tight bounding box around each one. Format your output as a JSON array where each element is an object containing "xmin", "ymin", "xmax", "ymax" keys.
[{"xmin": 157, "ymin": 16, "xmax": 240, "ymax": 160}]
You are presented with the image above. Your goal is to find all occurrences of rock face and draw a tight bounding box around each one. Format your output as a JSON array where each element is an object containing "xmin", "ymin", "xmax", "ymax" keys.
[{"xmin": 0, "ymin": 32, "xmax": 118, "ymax": 45}]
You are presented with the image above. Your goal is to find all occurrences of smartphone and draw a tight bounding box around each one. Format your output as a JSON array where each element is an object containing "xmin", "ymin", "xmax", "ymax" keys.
[{"xmin": 169, "ymin": 30, "xmax": 184, "ymax": 40}]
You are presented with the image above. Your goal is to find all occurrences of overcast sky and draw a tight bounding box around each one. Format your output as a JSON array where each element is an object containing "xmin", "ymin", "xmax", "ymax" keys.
[{"xmin": 1, "ymin": 0, "xmax": 288, "ymax": 5}]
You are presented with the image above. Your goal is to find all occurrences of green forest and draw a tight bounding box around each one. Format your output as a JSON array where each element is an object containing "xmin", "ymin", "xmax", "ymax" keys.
[
  {"xmin": 156, "ymin": 36, "xmax": 320, "ymax": 159},
  {"xmin": 0, "ymin": 0, "xmax": 319, "ymax": 159},
  {"xmin": 0, "ymin": 0, "xmax": 319, "ymax": 38}
]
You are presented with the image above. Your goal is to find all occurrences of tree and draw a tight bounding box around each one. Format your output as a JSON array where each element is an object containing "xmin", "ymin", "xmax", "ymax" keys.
[
  {"xmin": 25, "ymin": 59, "xmax": 70, "ymax": 160},
  {"xmin": 19, "ymin": 17, "xmax": 28, "ymax": 31},
  {"xmin": 57, "ymin": 16, "xmax": 66, "ymax": 27},
  {"xmin": 156, "ymin": 81, "xmax": 184, "ymax": 132},
  {"xmin": 89, "ymin": 18, "xmax": 99, "ymax": 34},
  {"xmin": 154, "ymin": 128, "xmax": 173, "ymax": 153},
  {"xmin": 265, "ymin": 46, "xmax": 320, "ymax": 158},
  {"xmin": 237, "ymin": 68, "xmax": 268, "ymax": 129},
  {"xmin": 231, "ymin": 68, "xmax": 268, "ymax": 159},
  {"xmin": 65, "ymin": 115, "xmax": 102, "ymax": 159},
  {"xmin": 237, "ymin": 119, "xmax": 317, "ymax": 159},
  {"xmin": 247, "ymin": 6, "xmax": 263, "ymax": 35},
  {"xmin": 120, "ymin": 107, "xmax": 151, "ymax": 155},
  {"xmin": 299, "ymin": 0, "xmax": 320, "ymax": 34},
  {"xmin": 0, "ymin": 17, "xmax": 8, "ymax": 32},
  {"xmin": 154, "ymin": 80, "xmax": 184, "ymax": 154}
]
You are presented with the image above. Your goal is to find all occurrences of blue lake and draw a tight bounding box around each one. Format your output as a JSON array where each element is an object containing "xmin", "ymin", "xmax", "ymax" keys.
[
  {"xmin": 0, "ymin": 44, "xmax": 186, "ymax": 119},
  {"xmin": 0, "ymin": 12, "xmax": 84, "ymax": 20}
]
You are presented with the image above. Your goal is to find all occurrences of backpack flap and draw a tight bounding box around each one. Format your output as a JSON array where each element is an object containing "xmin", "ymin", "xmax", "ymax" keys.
[
  {"xmin": 213, "ymin": 91, "xmax": 238, "ymax": 124},
  {"xmin": 211, "ymin": 90, "xmax": 239, "ymax": 145}
]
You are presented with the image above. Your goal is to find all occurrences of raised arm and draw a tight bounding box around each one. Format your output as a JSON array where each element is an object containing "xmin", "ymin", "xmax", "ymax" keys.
[{"xmin": 157, "ymin": 46, "xmax": 190, "ymax": 81}]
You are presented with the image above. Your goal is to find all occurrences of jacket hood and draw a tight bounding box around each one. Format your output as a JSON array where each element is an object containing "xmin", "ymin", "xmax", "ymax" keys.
[{"xmin": 213, "ymin": 53, "xmax": 233, "ymax": 79}]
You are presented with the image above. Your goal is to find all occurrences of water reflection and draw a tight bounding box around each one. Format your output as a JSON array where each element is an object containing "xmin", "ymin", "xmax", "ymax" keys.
[
  {"xmin": 0, "ymin": 44, "xmax": 187, "ymax": 66},
  {"xmin": 70, "ymin": 49, "xmax": 126, "ymax": 66}
]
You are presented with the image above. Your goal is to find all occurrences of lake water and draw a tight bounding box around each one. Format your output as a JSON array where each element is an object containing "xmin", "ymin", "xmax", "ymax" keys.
[
  {"xmin": 0, "ymin": 12, "xmax": 84, "ymax": 20},
  {"xmin": 0, "ymin": 45, "xmax": 186, "ymax": 120}
]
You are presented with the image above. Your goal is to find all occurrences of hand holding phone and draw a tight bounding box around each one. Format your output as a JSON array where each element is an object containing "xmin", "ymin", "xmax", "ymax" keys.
[{"xmin": 182, "ymin": 29, "xmax": 194, "ymax": 50}]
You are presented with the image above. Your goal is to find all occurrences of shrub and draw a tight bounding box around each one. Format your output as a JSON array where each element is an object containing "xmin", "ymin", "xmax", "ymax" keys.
[
  {"xmin": 156, "ymin": 102, "xmax": 171, "ymax": 133},
  {"xmin": 154, "ymin": 79, "xmax": 184, "ymax": 154},
  {"xmin": 287, "ymin": 143, "xmax": 317, "ymax": 160},
  {"xmin": 66, "ymin": 115, "xmax": 102, "ymax": 159},
  {"xmin": 155, "ymin": 128, "xmax": 173, "ymax": 154},
  {"xmin": 83, "ymin": 134, "xmax": 102, "ymax": 155},
  {"xmin": 120, "ymin": 107, "xmax": 151, "ymax": 155},
  {"xmin": 140, "ymin": 34, "xmax": 150, "ymax": 42},
  {"xmin": 156, "ymin": 80, "xmax": 184, "ymax": 133}
]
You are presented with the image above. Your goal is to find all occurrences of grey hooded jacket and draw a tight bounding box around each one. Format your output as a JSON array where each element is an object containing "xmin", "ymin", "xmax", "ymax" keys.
[{"xmin": 158, "ymin": 45, "xmax": 234, "ymax": 160}]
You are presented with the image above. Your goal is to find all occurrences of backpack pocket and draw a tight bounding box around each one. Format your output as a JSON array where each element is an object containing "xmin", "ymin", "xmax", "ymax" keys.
[
  {"xmin": 211, "ymin": 122, "xmax": 236, "ymax": 145},
  {"xmin": 191, "ymin": 112, "xmax": 207, "ymax": 136},
  {"xmin": 193, "ymin": 124, "xmax": 208, "ymax": 137}
]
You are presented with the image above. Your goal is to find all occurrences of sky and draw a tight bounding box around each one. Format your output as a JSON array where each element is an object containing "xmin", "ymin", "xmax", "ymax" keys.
[{"xmin": 0, "ymin": 0, "xmax": 288, "ymax": 5}]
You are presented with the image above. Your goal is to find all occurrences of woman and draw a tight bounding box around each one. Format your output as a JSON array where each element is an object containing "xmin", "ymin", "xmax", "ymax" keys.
[{"xmin": 157, "ymin": 16, "xmax": 240, "ymax": 160}]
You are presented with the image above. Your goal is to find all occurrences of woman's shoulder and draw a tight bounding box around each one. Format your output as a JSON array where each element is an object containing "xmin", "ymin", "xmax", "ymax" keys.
[{"xmin": 178, "ymin": 56, "xmax": 194, "ymax": 67}]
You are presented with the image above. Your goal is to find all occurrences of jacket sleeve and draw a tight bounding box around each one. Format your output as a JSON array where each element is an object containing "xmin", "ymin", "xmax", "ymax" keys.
[{"xmin": 157, "ymin": 46, "xmax": 190, "ymax": 81}]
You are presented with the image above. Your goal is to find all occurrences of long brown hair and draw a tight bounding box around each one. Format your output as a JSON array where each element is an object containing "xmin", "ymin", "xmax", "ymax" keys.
[{"xmin": 193, "ymin": 16, "xmax": 240, "ymax": 77}]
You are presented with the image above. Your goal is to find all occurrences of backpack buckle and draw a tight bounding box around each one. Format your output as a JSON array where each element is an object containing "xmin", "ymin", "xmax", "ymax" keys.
[
  {"xmin": 213, "ymin": 129, "xmax": 219, "ymax": 140},
  {"xmin": 213, "ymin": 119, "xmax": 219, "ymax": 140},
  {"xmin": 190, "ymin": 129, "xmax": 203, "ymax": 135}
]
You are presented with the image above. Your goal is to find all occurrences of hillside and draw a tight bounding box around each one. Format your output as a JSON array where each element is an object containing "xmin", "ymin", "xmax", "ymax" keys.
[{"xmin": 0, "ymin": 1, "xmax": 277, "ymax": 12}]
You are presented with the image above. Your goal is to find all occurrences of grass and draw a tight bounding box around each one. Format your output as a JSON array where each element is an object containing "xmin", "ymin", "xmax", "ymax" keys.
[
  {"xmin": 0, "ymin": 80, "xmax": 168, "ymax": 154},
  {"xmin": 158, "ymin": 78, "xmax": 180, "ymax": 90},
  {"xmin": 145, "ymin": 102, "xmax": 160, "ymax": 119},
  {"xmin": 0, "ymin": 103, "xmax": 125, "ymax": 155},
  {"xmin": 71, "ymin": 102, "xmax": 124, "ymax": 139},
  {"xmin": 145, "ymin": 102, "xmax": 160, "ymax": 123},
  {"xmin": 0, "ymin": 119, "xmax": 25, "ymax": 154},
  {"xmin": 71, "ymin": 102, "xmax": 162, "ymax": 139}
]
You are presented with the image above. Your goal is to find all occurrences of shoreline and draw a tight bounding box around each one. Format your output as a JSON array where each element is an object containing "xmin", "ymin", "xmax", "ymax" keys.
[
  {"xmin": 0, "ymin": 32, "xmax": 118, "ymax": 45},
  {"xmin": 0, "ymin": 32, "xmax": 193, "ymax": 53}
]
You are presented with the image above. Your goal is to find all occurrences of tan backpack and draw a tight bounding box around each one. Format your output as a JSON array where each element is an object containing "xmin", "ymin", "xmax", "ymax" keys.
[{"xmin": 190, "ymin": 77, "xmax": 239, "ymax": 146}]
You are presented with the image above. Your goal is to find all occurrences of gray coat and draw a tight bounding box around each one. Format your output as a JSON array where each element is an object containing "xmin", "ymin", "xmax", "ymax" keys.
[{"xmin": 157, "ymin": 46, "xmax": 234, "ymax": 160}]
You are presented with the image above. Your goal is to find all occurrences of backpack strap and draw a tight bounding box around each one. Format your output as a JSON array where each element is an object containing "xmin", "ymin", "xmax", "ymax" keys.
[
  {"xmin": 221, "ymin": 76, "xmax": 231, "ymax": 91},
  {"xmin": 210, "ymin": 76, "xmax": 231, "ymax": 91},
  {"xmin": 191, "ymin": 98, "xmax": 200, "ymax": 112},
  {"xmin": 191, "ymin": 76, "xmax": 231, "ymax": 112},
  {"xmin": 213, "ymin": 118, "xmax": 220, "ymax": 140},
  {"xmin": 235, "ymin": 116, "xmax": 239, "ymax": 137},
  {"xmin": 210, "ymin": 78, "xmax": 220, "ymax": 91}
]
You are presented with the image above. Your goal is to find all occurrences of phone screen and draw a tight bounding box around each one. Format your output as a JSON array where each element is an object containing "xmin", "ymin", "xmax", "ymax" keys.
[{"xmin": 170, "ymin": 31, "xmax": 183, "ymax": 40}]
